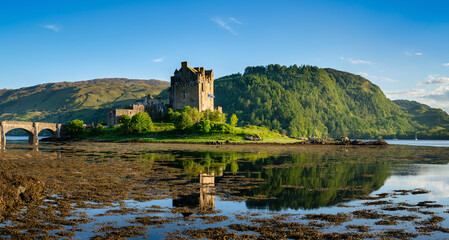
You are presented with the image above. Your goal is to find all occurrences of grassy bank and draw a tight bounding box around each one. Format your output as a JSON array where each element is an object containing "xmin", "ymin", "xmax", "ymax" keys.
[{"xmin": 84, "ymin": 123, "xmax": 300, "ymax": 144}]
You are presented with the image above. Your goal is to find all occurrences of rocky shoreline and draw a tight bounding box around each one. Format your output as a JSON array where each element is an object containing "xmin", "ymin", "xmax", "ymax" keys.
[
  {"xmin": 41, "ymin": 135, "xmax": 389, "ymax": 146},
  {"xmin": 299, "ymin": 138, "xmax": 388, "ymax": 145}
]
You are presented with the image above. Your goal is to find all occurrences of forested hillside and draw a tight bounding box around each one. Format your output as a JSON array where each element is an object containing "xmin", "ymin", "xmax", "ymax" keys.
[
  {"xmin": 0, "ymin": 78, "xmax": 169, "ymax": 124},
  {"xmin": 394, "ymin": 100, "xmax": 449, "ymax": 139},
  {"xmin": 215, "ymin": 64, "xmax": 426, "ymax": 138}
]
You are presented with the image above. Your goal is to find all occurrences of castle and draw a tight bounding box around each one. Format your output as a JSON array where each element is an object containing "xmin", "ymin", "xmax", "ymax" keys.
[{"xmin": 107, "ymin": 61, "xmax": 221, "ymax": 126}]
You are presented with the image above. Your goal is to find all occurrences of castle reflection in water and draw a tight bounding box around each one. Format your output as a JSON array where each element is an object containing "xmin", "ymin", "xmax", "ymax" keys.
[{"xmin": 173, "ymin": 172, "xmax": 217, "ymax": 212}]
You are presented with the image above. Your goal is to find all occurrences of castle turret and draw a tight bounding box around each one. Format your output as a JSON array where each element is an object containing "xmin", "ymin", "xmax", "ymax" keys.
[{"xmin": 170, "ymin": 61, "xmax": 214, "ymax": 112}]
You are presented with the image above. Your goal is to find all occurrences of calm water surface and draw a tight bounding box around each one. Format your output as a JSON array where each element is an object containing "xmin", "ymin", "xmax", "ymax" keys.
[{"xmin": 1, "ymin": 140, "xmax": 449, "ymax": 239}]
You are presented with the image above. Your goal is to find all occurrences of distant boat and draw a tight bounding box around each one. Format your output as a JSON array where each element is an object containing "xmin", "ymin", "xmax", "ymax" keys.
[
  {"xmin": 415, "ymin": 133, "xmax": 418, "ymax": 141},
  {"xmin": 393, "ymin": 133, "xmax": 398, "ymax": 140}
]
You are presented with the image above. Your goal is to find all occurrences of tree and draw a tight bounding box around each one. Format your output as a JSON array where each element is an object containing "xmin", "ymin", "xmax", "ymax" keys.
[
  {"xmin": 130, "ymin": 112, "xmax": 153, "ymax": 133},
  {"xmin": 230, "ymin": 114, "xmax": 238, "ymax": 127},
  {"xmin": 119, "ymin": 115, "xmax": 132, "ymax": 134},
  {"xmin": 196, "ymin": 120, "xmax": 212, "ymax": 133},
  {"xmin": 207, "ymin": 110, "xmax": 226, "ymax": 123},
  {"xmin": 175, "ymin": 112, "xmax": 193, "ymax": 130},
  {"xmin": 66, "ymin": 119, "xmax": 85, "ymax": 137},
  {"xmin": 89, "ymin": 123, "xmax": 104, "ymax": 136}
]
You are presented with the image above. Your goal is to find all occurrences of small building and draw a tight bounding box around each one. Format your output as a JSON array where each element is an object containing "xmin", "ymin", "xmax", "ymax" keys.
[{"xmin": 107, "ymin": 104, "xmax": 145, "ymax": 126}]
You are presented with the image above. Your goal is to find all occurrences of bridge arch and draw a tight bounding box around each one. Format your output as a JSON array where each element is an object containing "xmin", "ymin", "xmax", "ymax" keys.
[
  {"xmin": 38, "ymin": 128, "xmax": 58, "ymax": 137},
  {"xmin": 3, "ymin": 128, "xmax": 35, "ymax": 145},
  {"xmin": 0, "ymin": 121, "xmax": 62, "ymax": 146}
]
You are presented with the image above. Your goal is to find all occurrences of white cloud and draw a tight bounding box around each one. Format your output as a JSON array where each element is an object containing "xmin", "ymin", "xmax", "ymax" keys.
[
  {"xmin": 229, "ymin": 17, "xmax": 242, "ymax": 25},
  {"xmin": 385, "ymin": 89, "xmax": 428, "ymax": 98},
  {"xmin": 43, "ymin": 24, "xmax": 61, "ymax": 32},
  {"xmin": 418, "ymin": 74, "xmax": 449, "ymax": 85},
  {"xmin": 359, "ymin": 72, "xmax": 377, "ymax": 80},
  {"xmin": 385, "ymin": 86, "xmax": 449, "ymax": 113},
  {"xmin": 384, "ymin": 164, "xmax": 449, "ymax": 199},
  {"xmin": 339, "ymin": 57, "xmax": 373, "ymax": 65},
  {"xmin": 405, "ymin": 51, "xmax": 423, "ymax": 56},
  {"xmin": 152, "ymin": 57, "xmax": 165, "ymax": 63},
  {"xmin": 443, "ymin": 63, "xmax": 449, "ymax": 67},
  {"xmin": 211, "ymin": 17, "xmax": 241, "ymax": 35}
]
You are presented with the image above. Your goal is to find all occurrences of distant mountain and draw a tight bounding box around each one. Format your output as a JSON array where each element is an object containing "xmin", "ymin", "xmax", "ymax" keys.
[
  {"xmin": 215, "ymin": 64, "xmax": 448, "ymax": 139},
  {"xmin": 0, "ymin": 78, "xmax": 169, "ymax": 124},
  {"xmin": 394, "ymin": 100, "xmax": 449, "ymax": 138}
]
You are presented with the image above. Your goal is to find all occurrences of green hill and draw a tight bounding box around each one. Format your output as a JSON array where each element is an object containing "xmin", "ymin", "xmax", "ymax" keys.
[
  {"xmin": 0, "ymin": 78, "xmax": 169, "ymax": 124},
  {"xmin": 393, "ymin": 100, "xmax": 449, "ymax": 139},
  {"xmin": 214, "ymin": 64, "xmax": 433, "ymax": 138}
]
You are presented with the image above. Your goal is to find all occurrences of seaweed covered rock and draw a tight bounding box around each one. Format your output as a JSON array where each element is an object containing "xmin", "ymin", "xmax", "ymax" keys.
[{"xmin": 0, "ymin": 170, "xmax": 45, "ymax": 220}]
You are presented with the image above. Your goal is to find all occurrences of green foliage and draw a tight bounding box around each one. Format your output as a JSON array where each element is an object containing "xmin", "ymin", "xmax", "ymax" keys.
[
  {"xmin": 119, "ymin": 113, "xmax": 153, "ymax": 134},
  {"xmin": 204, "ymin": 110, "xmax": 226, "ymax": 123},
  {"xmin": 167, "ymin": 107, "xmax": 228, "ymax": 132},
  {"xmin": 210, "ymin": 122, "xmax": 233, "ymax": 134},
  {"xmin": 230, "ymin": 114, "xmax": 238, "ymax": 127},
  {"xmin": 183, "ymin": 106, "xmax": 202, "ymax": 123},
  {"xmin": 119, "ymin": 115, "xmax": 132, "ymax": 134},
  {"xmin": 66, "ymin": 119, "xmax": 85, "ymax": 137},
  {"xmin": 89, "ymin": 123, "xmax": 104, "ymax": 136},
  {"xmin": 194, "ymin": 120, "xmax": 212, "ymax": 133},
  {"xmin": 215, "ymin": 64, "xmax": 425, "ymax": 138},
  {"xmin": 130, "ymin": 112, "xmax": 153, "ymax": 133},
  {"xmin": 167, "ymin": 107, "xmax": 201, "ymax": 125},
  {"xmin": 175, "ymin": 112, "xmax": 193, "ymax": 130}
]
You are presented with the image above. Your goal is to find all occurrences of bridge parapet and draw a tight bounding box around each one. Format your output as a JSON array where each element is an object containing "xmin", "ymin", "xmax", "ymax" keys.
[{"xmin": 0, "ymin": 121, "xmax": 62, "ymax": 146}]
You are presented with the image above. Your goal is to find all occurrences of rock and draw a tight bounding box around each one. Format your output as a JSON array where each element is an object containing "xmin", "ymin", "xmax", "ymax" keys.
[
  {"xmin": 0, "ymin": 171, "xmax": 44, "ymax": 217},
  {"xmin": 244, "ymin": 135, "xmax": 263, "ymax": 141},
  {"xmin": 351, "ymin": 139, "xmax": 367, "ymax": 145},
  {"xmin": 340, "ymin": 137, "xmax": 350, "ymax": 142},
  {"xmin": 368, "ymin": 140, "xmax": 388, "ymax": 145}
]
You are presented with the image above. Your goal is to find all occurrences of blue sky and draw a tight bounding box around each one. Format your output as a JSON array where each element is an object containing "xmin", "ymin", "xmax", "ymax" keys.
[{"xmin": 1, "ymin": 0, "xmax": 449, "ymax": 112}]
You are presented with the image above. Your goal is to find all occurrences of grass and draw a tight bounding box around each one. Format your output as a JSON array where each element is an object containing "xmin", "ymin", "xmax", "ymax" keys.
[{"xmin": 85, "ymin": 123, "xmax": 300, "ymax": 144}]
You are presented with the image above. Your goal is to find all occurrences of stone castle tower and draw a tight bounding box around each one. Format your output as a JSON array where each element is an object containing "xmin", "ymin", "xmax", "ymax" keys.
[
  {"xmin": 107, "ymin": 61, "xmax": 220, "ymax": 125},
  {"xmin": 170, "ymin": 61, "xmax": 214, "ymax": 112}
]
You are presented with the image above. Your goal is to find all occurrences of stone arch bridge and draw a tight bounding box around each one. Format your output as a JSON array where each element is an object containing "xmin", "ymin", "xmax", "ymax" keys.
[{"xmin": 0, "ymin": 121, "xmax": 62, "ymax": 146}]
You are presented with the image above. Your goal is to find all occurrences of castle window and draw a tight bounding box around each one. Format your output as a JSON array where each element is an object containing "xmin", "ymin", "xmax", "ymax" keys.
[{"xmin": 201, "ymin": 83, "xmax": 204, "ymax": 92}]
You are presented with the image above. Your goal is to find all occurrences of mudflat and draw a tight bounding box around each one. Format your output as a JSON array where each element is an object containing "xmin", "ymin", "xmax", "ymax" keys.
[{"xmin": 1, "ymin": 142, "xmax": 449, "ymax": 239}]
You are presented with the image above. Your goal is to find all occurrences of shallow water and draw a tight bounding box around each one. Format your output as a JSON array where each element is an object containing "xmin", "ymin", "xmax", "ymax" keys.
[
  {"xmin": 385, "ymin": 139, "xmax": 449, "ymax": 147},
  {"xmin": 1, "ymin": 141, "xmax": 449, "ymax": 239}
]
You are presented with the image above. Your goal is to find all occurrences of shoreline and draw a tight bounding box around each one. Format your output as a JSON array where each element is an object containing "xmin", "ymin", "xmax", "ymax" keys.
[{"xmin": 40, "ymin": 137, "xmax": 389, "ymax": 146}]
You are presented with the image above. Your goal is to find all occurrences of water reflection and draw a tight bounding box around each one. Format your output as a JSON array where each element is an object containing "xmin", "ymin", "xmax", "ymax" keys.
[
  {"xmin": 240, "ymin": 155, "xmax": 391, "ymax": 210},
  {"xmin": 170, "ymin": 150, "xmax": 394, "ymax": 210},
  {"xmin": 173, "ymin": 172, "xmax": 216, "ymax": 215},
  {"xmin": 386, "ymin": 163, "xmax": 449, "ymax": 199}
]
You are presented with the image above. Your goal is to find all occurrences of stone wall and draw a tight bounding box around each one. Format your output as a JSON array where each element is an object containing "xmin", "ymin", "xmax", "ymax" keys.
[
  {"xmin": 107, "ymin": 105, "xmax": 145, "ymax": 126},
  {"xmin": 136, "ymin": 96, "xmax": 170, "ymax": 120}
]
